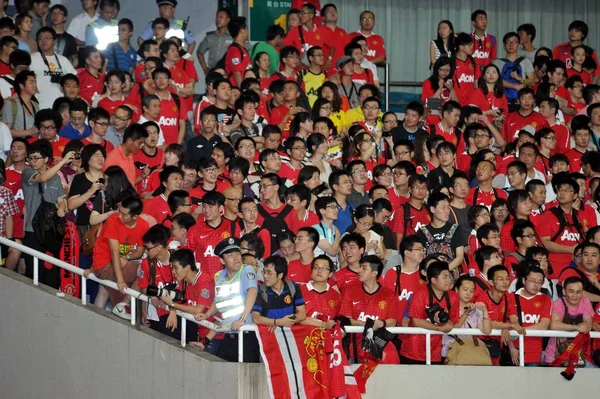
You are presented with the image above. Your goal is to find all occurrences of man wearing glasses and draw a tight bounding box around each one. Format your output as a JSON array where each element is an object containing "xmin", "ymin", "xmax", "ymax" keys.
[
  {"xmin": 347, "ymin": 10, "xmax": 386, "ymax": 65},
  {"xmin": 346, "ymin": 159, "xmax": 369, "ymax": 208},
  {"xmin": 299, "ymin": 255, "xmax": 341, "ymax": 329},
  {"xmin": 105, "ymin": 105, "xmax": 132, "ymax": 148},
  {"xmin": 0, "ymin": 35, "xmax": 18, "ymax": 76},
  {"xmin": 282, "ymin": 3, "xmax": 333, "ymax": 68}
]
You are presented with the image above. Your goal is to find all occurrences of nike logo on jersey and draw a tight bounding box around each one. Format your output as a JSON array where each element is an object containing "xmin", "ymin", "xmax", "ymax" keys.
[
  {"xmin": 8, "ymin": 182, "xmax": 16, "ymax": 186},
  {"xmin": 200, "ymin": 234, "xmax": 210, "ymax": 239},
  {"xmin": 344, "ymin": 280, "xmax": 353, "ymax": 284},
  {"xmin": 352, "ymin": 301, "xmax": 360, "ymax": 305}
]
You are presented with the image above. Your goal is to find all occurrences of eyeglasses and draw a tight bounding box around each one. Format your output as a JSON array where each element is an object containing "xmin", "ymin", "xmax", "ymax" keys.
[
  {"xmin": 378, "ymin": 172, "xmax": 393, "ymax": 177},
  {"xmin": 363, "ymin": 105, "xmax": 379, "ymax": 111},
  {"xmin": 395, "ymin": 150, "xmax": 410, "ymax": 156},
  {"xmin": 557, "ymin": 188, "xmax": 575, "ymax": 193},
  {"xmin": 226, "ymin": 197, "xmax": 241, "ymax": 202},
  {"xmin": 26, "ymin": 156, "xmax": 44, "ymax": 162},
  {"xmin": 91, "ymin": 120, "xmax": 109, "ymax": 127},
  {"xmin": 521, "ymin": 234, "xmax": 536, "ymax": 239},
  {"xmin": 312, "ymin": 266, "xmax": 331, "ymax": 272},
  {"xmin": 410, "ymin": 247, "xmax": 426, "ymax": 253},
  {"xmin": 145, "ymin": 244, "xmax": 158, "ymax": 252},
  {"xmin": 361, "ymin": 17, "xmax": 374, "ymax": 22},
  {"xmin": 259, "ymin": 183, "xmax": 275, "ymax": 190},
  {"xmin": 111, "ymin": 115, "xmax": 130, "ymax": 122},
  {"xmin": 526, "ymin": 279, "xmax": 544, "ymax": 285},
  {"xmin": 202, "ymin": 118, "xmax": 217, "ymax": 123},
  {"xmin": 358, "ymin": 219, "xmax": 373, "ymax": 229},
  {"xmin": 203, "ymin": 167, "xmax": 218, "ymax": 173},
  {"xmin": 475, "ymin": 134, "xmax": 491, "ymax": 139},
  {"xmin": 353, "ymin": 168, "xmax": 367, "ymax": 175},
  {"xmin": 39, "ymin": 125, "xmax": 56, "ymax": 132}
]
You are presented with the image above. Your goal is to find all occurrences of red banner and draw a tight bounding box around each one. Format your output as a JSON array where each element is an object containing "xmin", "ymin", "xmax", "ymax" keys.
[
  {"xmin": 59, "ymin": 221, "xmax": 80, "ymax": 298},
  {"xmin": 256, "ymin": 324, "xmax": 360, "ymax": 399}
]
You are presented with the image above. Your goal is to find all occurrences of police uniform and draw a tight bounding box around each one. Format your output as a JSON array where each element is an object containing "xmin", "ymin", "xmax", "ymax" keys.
[
  {"xmin": 139, "ymin": 0, "xmax": 195, "ymax": 47},
  {"xmin": 197, "ymin": 30, "xmax": 233, "ymax": 69},
  {"xmin": 85, "ymin": 18, "xmax": 119, "ymax": 51},
  {"xmin": 212, "ymin": 237, "xmax": 260, "ymax": 362}
]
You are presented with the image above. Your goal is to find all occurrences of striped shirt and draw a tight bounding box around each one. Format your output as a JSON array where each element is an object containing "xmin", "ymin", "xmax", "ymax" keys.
[{"xmin": 106, "ymin": 43, "xmax": 137, "ymax": 73}]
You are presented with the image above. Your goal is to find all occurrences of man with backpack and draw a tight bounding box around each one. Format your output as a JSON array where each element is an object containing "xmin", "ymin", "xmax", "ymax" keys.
[
  {"xmin": 558, "ymin": 242, "xmax": 600, "ymax": 306},
  {"xmin": 282, "ymin": 3, "xmax": 332, "ymax": 66},
  {"xmin": 256, "ymin": 173, "xmax": 301, "ymax": 253},
  {"xmin": 392, "ymin": 174, "xmax": 431, "ymax": 249},
  {"xmin": 416, "ymin": 192, "xmax": 466, "ymax": 273},
  {"xmin": 539, "ymin": 178, "xmax": 585, "ymax": 280},
  {"xmin": 224, "ymin": 16, "xmax": 251, "ymax": 87},
  {"xmin": 493, "ymin": 32, "xmax": 535, "ymax": 111}
]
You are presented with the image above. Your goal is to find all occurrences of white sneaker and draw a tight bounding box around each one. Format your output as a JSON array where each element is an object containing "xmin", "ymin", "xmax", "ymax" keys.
[{"xmin": 112, "ymin": 302, "xmax": 131, "ymax": 320}]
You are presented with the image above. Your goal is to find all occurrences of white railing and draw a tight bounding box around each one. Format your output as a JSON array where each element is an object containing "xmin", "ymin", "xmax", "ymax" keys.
[{"xmin": 1, "ymin": 236, "xmax": 599, "ymax": 366}]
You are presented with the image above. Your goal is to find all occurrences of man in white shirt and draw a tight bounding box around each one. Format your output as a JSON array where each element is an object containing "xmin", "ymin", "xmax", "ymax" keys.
[
  {"xmin": 66, "ymin": 0, "xmax": 99, "ymax": 46},
  {"xmin": 29, "ymin": 27, "xmax": 76, "ymax": 109}
]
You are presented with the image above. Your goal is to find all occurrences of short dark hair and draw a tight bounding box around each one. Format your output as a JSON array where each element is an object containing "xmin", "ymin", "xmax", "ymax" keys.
[
  {"xmin": 9, "ymin": 49, "xmax": 30, "ymax": 67},
  {"xmin": 264, "ymin": 255, "xmax": 288, "ymax": 279},
  {"xmin": 487, "ymin": 265, "xmax": 509, "ymax": 281},
  {"xmin": 142, "ymin": 224, "xmax": 170, "ymax": 247},
  {"xmin": 159, "ymin": 165, "xmax": 183, "ymax": 185},
  {"xmin": 167, "ymin": 190, "xmax": 190, "ymax": 213},
  {"xmin": 340, "ymin": 232, "xmax": 366, "ymax": 250},
  {"xmin": 297, "ymin": 227, "xmax": 319, "ymax": 250},
  {"xmin": 312, "ymin": 254, "xmax": 333, "ymax": 272},
  {"xmin": 202, "ymin": 190, "xmax": 226, "ymax": 207},
  {"xmin": 172, "ymin": 212, "xmax": 196, "ymax": 231},
  {"xmin": 81, "ymin": 144, "xmax": 106, "ymax": 172},
  {"xmin": 568, "ymin": 20, "xmax": 588, "ymax": 40},
  {"xmin": 266, "ymin": 24, "xmax": 285, "ymax": 41},
  {"xmin": 228, "ymin": 16, "xmax": 247, "ymax": 39},
  {"xmin": 426, "ymin": 260, "xmax": 449, "ymax": 283},
  {"xmin": 34, "ymin": 108, "xmax": 62, "ymax": 131},
  {"xmin": 123, "ymin": 123, "xmax": 149, "ymax": 142},
  {"xmin": 118, "ymin": 18, "xmax": 133, "ymax": 32},
  {"xmin": 517, "ymin": 23, "xmax": 537, "ymax": 42},
  {"xmin": 360, "ymin": 254, "xmax": 384, "ymax": 279},
  {"xmin": 28, "ymin": 139, "xmax": 52, "ymax": 160},
  {"xmin": 88, "ymin": 107, "xmax": 110, "ymax": 122},
  {"xmin": 14, "ymin": 70, "xmax": 36, "ymax": 95},
  {"xmin": 171, "ymin": 248, "xmax": 197, "ymax": 271},
  {"xmin": 240, "ymin": 233, "xmax": 265, "ymax": 259},
  {"xmin": 121, "ymin": 195, "xmax": 143, "ymax": 216},
  {"xmin": 471, "ymin": 9, "xmax": 487, "ymax": 22},
  {"xmin": 314, "ymin": 196, "xmax": 337, "ymax": 220}
]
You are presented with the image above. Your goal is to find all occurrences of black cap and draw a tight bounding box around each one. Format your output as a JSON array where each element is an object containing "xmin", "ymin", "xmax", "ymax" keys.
[
  {"xmin": 215, "ymin": 237, "xmax": 241, "ymax": 258},
  {"xmin": 157, "ymin": 0, "xmax": 177, "ymax": 7}
]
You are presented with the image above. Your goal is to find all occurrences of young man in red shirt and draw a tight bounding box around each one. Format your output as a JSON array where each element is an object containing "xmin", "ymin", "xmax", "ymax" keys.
[
  {"xmin": 472, "ymin": 246, "xmax": 503, "ymax": 296},
  {"xmin": 77, "ymin": 46, "xmax": 104, "ymax": 105},
  {"xmin": 553, "ymin": 20, "xmax": 600, "ymax": 75},
  {"xmin": 280, "ymin": 137, "xmax": 306, "ymax": 184},
  {"xmin": 509, "ymin": 266, "xmax": 552, "ymax": 366},
  {"xmin": 143, "ymin": 165, "xmax": 183, "ymax": 224},
  {"xmin": 283, "ymin": 3, "xmax": 333, "ymax": 65},
  {"xmin": 134, "ymin": 121, "xmax": 164, "ymax": 194},
  {"xmin": 466, "ymin": 159, "xmax": 507, "ymax": 208},
  {"xmin": 566, "ymin": 124, "xmax": 591, "ymax": 173},
  {"xmin": 347, "ymin": 10, "xmax": 386, "ymax": 65},
  {"xmin": 453, "ymin": 33, "xmax": 476, "ymax": 106},
  {"xmin": 392, "ymin": 174, "xmax": 431, "ymax": 248},
  {"xmin": 270, "ymin": 80, "xmax": 305, "ymax": 139},
  {"xmin": 470, "ymin": 9, "xmax": 497, "ymax": 79},
  {"xmin": 160, "ymin": 40, "xmax": 195, "ymax": 119},
  {"xmin": 539, "ymin": 178, "xmax": 585, "ymax": 279},
  {"xmin": 299, "ymin": 255, "xmax": 341, "ymax": 329},
  {"xmin": 339, "ymin": 255, "xmax": 398, "ymax": 363},
  {"xmin": 187, "ymin": 191, "xmax": 232, "ymax": 278},
  {"xmin": 224, "ymin": 16, "xmax": 251, "ymax": 87},
  {"xmin": 4, "ymin": 138, "xmax": 27, "ymax": 272},
  {"xmin": 287, "ymin": 227, "xmax": 318, "ymax": 284},
  {"xmin": 85, "ymin": 196, "xmax": 149, "ymax": 318},
  {"xmin": 382, "ymin": 235, "xmax": 426, "ymax": 326},
  {"xmin": 334, "ymin": 232, "xmax": 365, "ymax": 295},
  {"xmin": 285, "ymin": 184, "xmax": 319, "ymax": 230},
  {"xmin": 256, "ymin": 173, "xmax": 300, "ymax": 240},
  {"xmin": 502, "ymin": 88, "xmax": 548, "ymax": 142},
  {"xmin": 427, "ymin": 101, "xmax": 461, "ymax": 148},
  {"xmin": 400, "ymin": 261, "xmax": 460, "ymax": 364},
  {"xmin": 31, "ymin": 109, "xmax": 70, "ymax": 162},
  {"xmin": 558, "ymin": 242, "xmax": 600, "ymax": 304},
  {"xmin": 538, "ymin": 97, "xmax": 570, "ymax": 155},
  {"xmin": 151, "ymin": 67, "xmax": 185, "ymax": 144},
  {"xmin": 189, "ymin": 157, "xmax": 231, "ymax": 206},
  {"xmin": 320, "ymin": 4, "xmax": 346, "ymax": 68}
]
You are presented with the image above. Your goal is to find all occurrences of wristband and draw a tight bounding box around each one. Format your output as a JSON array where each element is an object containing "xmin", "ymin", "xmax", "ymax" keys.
[
  {"xmin": 382, "ymin": 320, "xmax": 387, "ymax": 328},
  {"xmin": 273, "ymin": 318, "xmax": 277, "ymax": 326}
]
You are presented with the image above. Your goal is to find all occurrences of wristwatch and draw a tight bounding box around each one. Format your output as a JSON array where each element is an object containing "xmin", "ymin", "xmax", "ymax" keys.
[{"xmin": 239, "ymin": 316, "xmax": 246, "ymax": 322}]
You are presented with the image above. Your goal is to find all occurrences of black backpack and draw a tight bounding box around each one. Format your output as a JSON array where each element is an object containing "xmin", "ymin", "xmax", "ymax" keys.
[
  {"xmin": 214, "ymin": 42, "xmax": 246, "ymax": 71},
  {"xmin": 257, "ymin": 203, "xmax": 294, "ymax": 253}
]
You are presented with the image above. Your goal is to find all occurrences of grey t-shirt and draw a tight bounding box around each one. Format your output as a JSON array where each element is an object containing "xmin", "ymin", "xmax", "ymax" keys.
[
  {"xmin": 22, "ymin": 167, "xmax": 66, "ymax": 233},
  {"xmin": 3, "ymin": 99, "xmax": 37, "ymax": 132},
  {"xmin": 518, "ymin": 48, "xmax": 537, "ymax": 64}
]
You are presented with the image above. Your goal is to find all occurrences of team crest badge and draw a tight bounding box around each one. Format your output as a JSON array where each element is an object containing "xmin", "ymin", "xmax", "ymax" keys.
[
  {"xmin": 201, "ymin": 288, "xmax": 210, "ymax": 298},
  {"xmin": 378, "ymin": 300, "xmax": 387, "ymax": 310},
  {"xmin": 172, "ymin": 106, "xmax": 178, "ymax": 112},
  {"xmin": 222, "ymin": 232, "xmax": 231, "ymax": 239},
  {"xmin": 534, "ymin": 301, "xmax": 541, "ymax": 308},
  {"xmin": 49, "ymin": 63, "xmax": 57, "ymax": 71},
  {"xmin": 284, "ymin": 295, "xmax": 292, "ymax": 304},
  {"xmin": 328, "ymin": 300, "xmax": 336, "ymax": 308}
]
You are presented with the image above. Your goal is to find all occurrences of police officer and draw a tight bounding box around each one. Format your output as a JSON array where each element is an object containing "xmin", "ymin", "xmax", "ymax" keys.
[
  {"xmin": 195, "ymin": 237, "xmax": 260, "ymax": 362},
  {"xmin": 196, "ymin": 7, "xmax": 232, "ymax": 76},
  {"xmin": 137, "ymin": 0, "xmax": 195, "ymax": 55},
  {"xmin": 85, "ymin": 0, "xmax": 119, "ymax": 52}
]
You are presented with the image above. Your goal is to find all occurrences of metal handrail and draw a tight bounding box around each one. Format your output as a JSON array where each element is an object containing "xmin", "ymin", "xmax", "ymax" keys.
[{"xmin": 0, "ymin": 236, "xmax": 230, "ymax": 348}]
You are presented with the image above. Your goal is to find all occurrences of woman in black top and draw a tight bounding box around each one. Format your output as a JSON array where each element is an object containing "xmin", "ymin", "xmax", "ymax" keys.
[{"xmin": 89, "ymin": 165, "xmax": 136, "ymax": 226}]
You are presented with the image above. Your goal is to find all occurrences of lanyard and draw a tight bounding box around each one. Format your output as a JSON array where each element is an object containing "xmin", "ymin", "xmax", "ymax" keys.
[{"xmin": 40, "ymin": 52, "xmax": 63, "ymax": 74}]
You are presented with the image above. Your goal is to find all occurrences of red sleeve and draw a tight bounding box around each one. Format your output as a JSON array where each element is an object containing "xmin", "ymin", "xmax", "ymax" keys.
[
  {"xmin": 225, "ymin": 46, "xmax": 246, "ymax": 75},
  {"xmin": 506, "ymin": 293, "xmax": 517, "ymax": 318},
  {"xmin": 386, "ymin": 292, "xmax": 399, "ymax": 321},
  {"xmin": 381, "ymin": 269, "xmax": 397, "ymax": 292},
  {"xmin": 467, "ymin": 89, "xmax": 487, "ymax": 110},
  {"xmin": 500, "ymin": 223, "xmax": 513, "ymax": 250},
  {"xmin": 558, "ymin": 268, "xmax": 579, "ymax": 286},
  {"xmin": 592, "ymin": 51, "xmax": 600, "ymax": 77},
  {"xmin": 594, "ymin": 303, "xmax": 600, "ymax": 323},
  {"xmin": 421, "ymin": 80, "xmax": 434, "ymax": 102},
  {"xmin": 270, "ymin": 107, "xmax": 287, "ymax": 126},
  {"xmin": 282, "ymin": 29, "xmax": 301, "ymax": 52},
  {"xmin": 102, "ymin": 215, "xmax": 120, "ymax": 241},
  {"xmin": 552, "ymin": 45, "xmax": 560, "ymax": 60},
  {"xmin": 537, "ymin": 212, "xmax": 557, "ymax": 239},
  {"xmin": 285, "ymin": 210, "xmax": 299, "ymax": 234},
  {"xmin": 339, "ymin": 290, "xmax": 353, "ymax": 317},
  {"xmin": 392, "ymin": 206, "xmax": 405, "ymax": 234},
  {"xmin": 408, "ymin": 288, "xmax": 427, "ymax": 319},
  {"xmin": 185, "ymin": 60, "xmax": 199, "ymax": 81},
  {"xmin": 491, "ymin": 37, "xmax": 497, "ymax": 60},
  {"xmin": 258, "ymin": 228, "xmax": 272, "ymax": 257},
  {"xmin": 541, "ymin": 296, "xmax": 552, "ymax": 319},
  {"xmin": 449, "ymin": 291, "xmax": 460, "ymax": 323}
]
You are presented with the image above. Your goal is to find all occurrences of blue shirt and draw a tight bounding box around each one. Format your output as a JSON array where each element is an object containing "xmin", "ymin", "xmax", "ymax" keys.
[
  {"xmin": 334, "ymin": 202, "xmax": 354, "ymax": 235},
  {"xmin": 106, "ymin": 43, "xmax": 138, "ymax": 73},
  {"xmin": 252, "ymin": 281, "xmax": 304, "ymax": 319},
  {"xmin": 59, "ymin": 123, "xmax": 91, "ymax": 140}
]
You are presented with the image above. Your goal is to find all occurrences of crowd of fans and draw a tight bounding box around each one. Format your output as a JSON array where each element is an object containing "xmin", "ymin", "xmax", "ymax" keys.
[{"xmin": 0, "ymin": 0, "xmax": 599, "ymax": 367}]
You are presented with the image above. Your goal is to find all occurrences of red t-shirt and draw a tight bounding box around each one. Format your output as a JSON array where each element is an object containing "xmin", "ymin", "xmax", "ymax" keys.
[
  {"xmin": 514, "ymin": 290, "xmax": 552, "ymax": 364},
  {"xmin": 270, "ymin": 104, "xmax": 294, "ymax": 139},
  {"xmin": 471, "ymin": 33, "xmax": 497, "ymax": 79},
  {"xmin": 167, "ymin": 64, "xmax": 192, "ymax": 114},
  {"xmin": 381, "ymin": 267, "xmax": 427, "ymax": 323},
  {"xmin": 299, "ymin": 282, "xmax": 341, "ymax": 321},
  {"xmin": 287, "ymin": 258, "xmax": 312, "ymax": 284},
  {"xmin": 333, "ymin": 267, "xmax": 360, "ymax": 297},
  {"xmin": 339, "ymin": 283, "xmax": 399, "ymax": 363},
  {"xmin": 465, "ymin": 187, "xmax": 508, "ymax": 208},
  {"xmin": 284, "ymin": 25, "xmax": 332, "ymax": 58},
  {"xmin": 476, "ymin": 290, "xmax": 517, "ymax": 343},
  {"xmin": 0, "ymin": 60, "xmax": 11, "ymax": 76},
  {"xmin": 467, "ymin": 88, "xmax": 508, "ymax": 122},
  {"xmin": 537, "ymin": 210, "xmax": 583, "ymax": 279},
  {"xmin": 553, "ymin": 42, "xmax": 600, "ymax": 76},
  {"xmin": 133, "ymin": 148, "xmax": 164, "ymax": 193},
  {"xmin": 294, "ymin": 210, "xmax": 320, "ymax": 231},
  {"xmin": 189, "ymin": 180, "xmax": 232, "ymax": 205},
  {"xmin": 5, "ymin": 166, "xmax": 24, "ymax": 238},
  {"xmin": 77, "ymin": 69, "xmax": 105, "ymax": 105},
  {"xmin": 388, "ymin": 187, "xmax": 410, "ymax": 210},
  {"xmin": 224, "ymin": 44, "xmax": 251, "ymax": 86},
  {"xmin": 138, "ymin": 257, "xmax": 174, "ymax": 317},
  {"xmin": 453, "ymin": 57, "xmax": 476, "ymax": 105},
  {"xmin": 143, "ymin": 194, "xmax": 171, "ymax": 225},
  {"xmin": 322, "ymin": 25, "xmax": 348, "ymax": 66},
  {"xmin": 549, "ymin": 122, "xmax": 570, "ymax": 156},
  {"xmin": 566, "ymin": 148, "xmax": 585, "ymax": 173},
  {"xmin": 567, "ymin": 67, "xmax": 592, "ymax": 85},
  {"xmin": 92, "ymin": 213, "xmax": 149, "ymax": 269},
  {"xmin": 279, "ymin": 162, "xmax": 301, "ymax": 185},
  {"xmin": 97, "ymin": 96, "xmax": 125, "ymax": 115},
  {"xmin": 347, "ymin": 31, "xmax": 386, "ymax": 62},
  {"xmin": 400, "ymin": 287, "xmax": 460, "ymax": 362},
  {"xmin": 82, "ymin": 137, "xmax": 115, "ymax": 154},
  {"xmin": 391, "ymin": 202, "xmax": 431, "ymax": 237},
  {"xmin": 192, "ymin": 96, "xmax": 214, "ymax": 134},
  {"xmin": 158, "ymin": 94, "xmax": 185, "ymax": 145},
  {"xmin": 180, "ymin": 270, "xmax": 215, "ymax": 338},
  {"xmin": 187, "ymin": 217, "xmax": 233, "ymax": 278},
  {"xmin": 502, "ymin": 110, "xmax": 548, "ymax": 143},
  {"xmin": 28, "ymin": 135, "xmax": 70, "ymax": 160}
]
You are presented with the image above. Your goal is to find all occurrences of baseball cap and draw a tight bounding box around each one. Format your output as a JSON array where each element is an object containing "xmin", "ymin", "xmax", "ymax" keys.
[
  {"xmin": 215, "ymin": 237, "xmax": 241, "ymax": 257},
  {"xmin": 336, "ymin": 55, "xmax": 352, "ymax": 70},
  {"xmin": 157, "ymin": 0, "xmax": 177, "ymax": 7}
]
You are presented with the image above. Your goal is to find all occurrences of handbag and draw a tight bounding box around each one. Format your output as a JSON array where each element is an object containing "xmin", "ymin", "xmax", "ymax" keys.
[
  {"xmin": 444, "ymin": 323, "xmax": 492, "ymax": 366},
  {"xmin": 83, "ymin": 194, "xmax": 104, "ymax": 256},
  {"xmin": 31, "ymin": 181, "xmax": 66, "ymax": 253}
]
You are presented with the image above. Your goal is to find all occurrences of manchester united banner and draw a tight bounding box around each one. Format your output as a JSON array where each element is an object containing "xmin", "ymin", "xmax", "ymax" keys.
[{"xmin": 256, "ymin": 324, "xmax": 361, "ymax": 399}]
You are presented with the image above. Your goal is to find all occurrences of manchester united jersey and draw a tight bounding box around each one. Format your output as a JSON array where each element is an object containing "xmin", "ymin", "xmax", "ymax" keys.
[
  {"xmin": 381, "ymin": 267, "xmax": 426, "ymax": 322},
  {"xmin": 299, "ymin": 281, "xmax": 341, "ymax": 321},
  {"xmin": 187, "ymin": 218, "xmax": 233, "ymax": 278}
]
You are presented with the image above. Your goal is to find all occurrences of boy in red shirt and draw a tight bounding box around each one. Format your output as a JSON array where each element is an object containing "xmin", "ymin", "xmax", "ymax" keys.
[
  {"xmin": 77, "ymin": 47, "xmax": 105, "ymax": 105},
  {"xmin": 283, "ymin": 3, "xmax": 333, "ymax": 63},
  {"xmin": 553, "ymin": 20, "xmax": 600, "ymax": 76},
  {"xmin": 347, "ymin": 10, "xmax": 386, "ymax": 65},
  {"xmin": 151, "ymin": 67, "xmax": 186, "ymax": 144},
  {"xmin": 270, "ymin": 80, "xmax": 305, "ymax": 139},
  {"xmin": 334, "ymin": 233, "xmax": 365, "ymax": 296},
  {"xmin": 287, "ymin": 227, "xmax": 318, "ymax": 284},
  {"xmin": 299, "ymin": 255, "xmax": 341, "ymax": 328},
  {"xmin": 470, "ymin": 9, "xmax": 497, "ymax": 79},
  {"xmin": 466, "ymin": 159, "xmax": 507, "ymax": 208},
  {"xmin": 339, "ymin": 255, "xmax": 398, "ymax": 363},
  {"xmin": 400, "ymin": 261, "xmax": 460, "ymax": 364},
  {"xmin": 502, "ymin": 88, "xmax": 548, "ymax": 142},
  {"xmin": 224, "ymin": 17, "xmax": 251, "ymax": 87},
  {"xmin": 453, "ymin": 33, "xmax": 476, "ymax": 105},
  {"xmin": 392, "ymin": 175, "xmax": 431, "ymax": 248}
]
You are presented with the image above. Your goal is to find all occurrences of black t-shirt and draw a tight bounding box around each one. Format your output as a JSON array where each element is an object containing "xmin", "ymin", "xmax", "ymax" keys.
[
  {"xmin": 55, "ymin": 32, "xmax": 78, "ymax": 62},
  {"xmin": 391, "ymin": 124, "xmax": 428, "ymax": 146},
  {"xmin": 204, "ymin": 104, "xmax": 237, "ymax": 125},
  {"xmin": 416, "ymin": 222, "xmax": 466, "ymax": 257},
  {"xmin": 184, "ymin": 133, "xmax": 222, "ymax": 162},
  {"xmin": 68, "ymin": 173, "xmax": 96, "ymax": 226},
  {"xmin": 449, "ymin": 205, "xmax": 472, "ymax": 245}
]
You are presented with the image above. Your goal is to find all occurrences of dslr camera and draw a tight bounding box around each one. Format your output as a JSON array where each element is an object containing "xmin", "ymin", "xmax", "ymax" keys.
[
  {"xmin": 426, "ymin": 303, "xmax": 449, "ymax": 324},
  {"xmin": 147, "ymin": 282, "xmax": 184, "ymax": 302},
  {"xmin": 50, "ymin": 73, "xmax": 61, "ymax": 84}
]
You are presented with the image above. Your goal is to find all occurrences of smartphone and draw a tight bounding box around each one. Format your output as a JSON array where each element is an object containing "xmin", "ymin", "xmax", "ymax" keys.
[{"xmin": 217, "ymin": 114, "xmax": 224, "ymax": 123}]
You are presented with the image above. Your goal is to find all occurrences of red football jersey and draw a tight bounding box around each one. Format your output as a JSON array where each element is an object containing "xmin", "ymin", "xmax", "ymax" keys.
[
  {"xmin": 391, "ymin": 202, "xmax": 432, "ymax": 237},
  {"xmin": 192, "ymin": 96, "xmax": 214, "ymax": 134},
  {"xmin": 270, "ymin": 104, "xmax": 294, "ymax": 139},
  {"xmin": 133, "ymin": 148, "xmax": 165, "ymax": 193},
  {"xmin": 187, "ymin": 218, "xmax": 233, "ymax": 278},
  {"xmin": 179, "ymin": 270, "xmax": 215, "ymax": 338},
  {"xmin": 347, "ymin": 31, "xmax": 386, "ymax": 62},
  {"xmin": 4, "ymin": 166, "xmax": 24, "ymax": 238},
  {"xmin": 381, "ymin": 267, "xmax": 427, "ymax": 323},
  {"xmin": 97, "ymin": 96, "xmax": 125, "ymax": 115},
  {"xmin": 553, "ymin": 42, "xmax": 600, "ymax": 76},
  {"xmin": 77, "ymin": 69, "xmax": 105, "ymax": 105},
  {"xmin": 142, "ymin": 194, "xmax": 171, "ymax": 225},
  {"xmin": 513, "ymin": 290, "xmax": 552, "ymax": 364},
  {"xmin": 138, "ymin": 257, "xmax": 174, "ymax": 317},
  {"xmin": 189, "ymin": 179, "xmax": 232, "ymax": 205},
  {"xmin": 284, "ymin": 25, "xmax": 332, "ymax": 58},
  {"xmin": 475, "ymin": 290, "xmax": 517, "ymax": 343},
  {"xmin": 299, "ymin": 282, "xmax": 341, "ymax": 321},
  {"xmin": 333, "ymin": 267, "xmax": 360, "ymax": 297},
  {"xmin": 339, "ymin": 283, "xmax": 399, "ymax": 362},
  {"xmin": 465, "ymin": 187, "xmax": 508, "ymax": 208},
  {"xmin": 287, "ymin": 258, "xmax": 312, "ymax": 284},
  {"xmin": 549, "ymin": 122, "xmax": 570, "ymax": 156},
  {"xmin": 566, "ymin": 148, "xmax": 585, "ymax": 173},
  {"xmin": 388, "ymin": 187, "xmax": 410, "ymax": 210},
  {"xmin": 400, "ymin": 286, "xmax": 460, "ymax": 362},
  {"xmin": 158, "ymin": 94, "xmax": 185, "ymax": 145},
  {"xmin": 256, "ymin": 203, "xmax": 300, "ymax": 234},
  {"xmin": 502, "ymin": 110, "xmax": 548, "ymax": 142},
  {"xmin": 167, "ymin": 64, "xmax": 192, "ymax": 114},
  {"xmin": 279, "ymin": 162, "xmax": 301, "ymax": 185},
  {"xmin": 467, "ymin": 88, "xmax": 508, "ymax": 122},
  {"xmin": 537, "ymin": 210, "xmax": 583, "ymax": 279},
  {"xmin": 322, "ymin": 25, "xmax": 348, "ymax": 66},
  {"xmin": 471, "ymin": 33, "xmax": 497, "ymax": 79},
  {"xmin": 294, "ymin": 210, "xmax": 320, "ymax": 231},
  {"xmin": 566, "ymin": 67, "xmax": 592, "ymax": 85},
  {"xmin": 0, "ymin": 60, "xmax": 11, "ymax": 76},
  {"xmin": 224, "ymin": 44, "xmax": 252, "ymax": 86},
  {"xmin": 453, "ymin": 57, "xmax": 476, "ymax": 106}
]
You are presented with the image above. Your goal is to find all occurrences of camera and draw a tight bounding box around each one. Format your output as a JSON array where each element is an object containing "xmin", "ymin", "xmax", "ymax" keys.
[
  {"xmin": 50, "ymin": 74, "xmax": 61, "ymax": 84},
  {"xmin": 147, "ymin": 282, "xmax": 184, "ymax": 302},
  {"xmin": 426, "ymin": 303, "xmax": 449, "ymax": 324},
  {"xmin": 74, "ymin": 153, "xmax": 81, "ymax": 160},
  {"xmin": 382, "ymin": 130, "xmax": 392, "ymax": 138}
]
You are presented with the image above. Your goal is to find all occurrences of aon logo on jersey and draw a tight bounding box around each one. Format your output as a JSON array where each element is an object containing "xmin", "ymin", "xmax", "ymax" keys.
[
  {"xmin": 398, "ymin": 288, "xmax": 413, "ymax": 301},
  {"xmin": 158, "ymin": 116, "xmax": 178, "ymax": 126},
  {"xmin": 458, "ymin": 74, "xmax": 475, "ymax": 83},
  {"xmin": 473, "ymin": 50, "xmax": 490, "ymax": 59},
  {"xmin": 521, "ymin": 313, "xmax": 540, "ymax": 324},
  {"xmin": 358, "ymin": 312, "xmax": 380, "ymax": 322},
  {"xmin": 560, "ymin": 231, "xmax": 580, "ymax": 242},
  {"xmin": 203, "ymin": 245, "xmax": 215, "ymax": 257}
]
